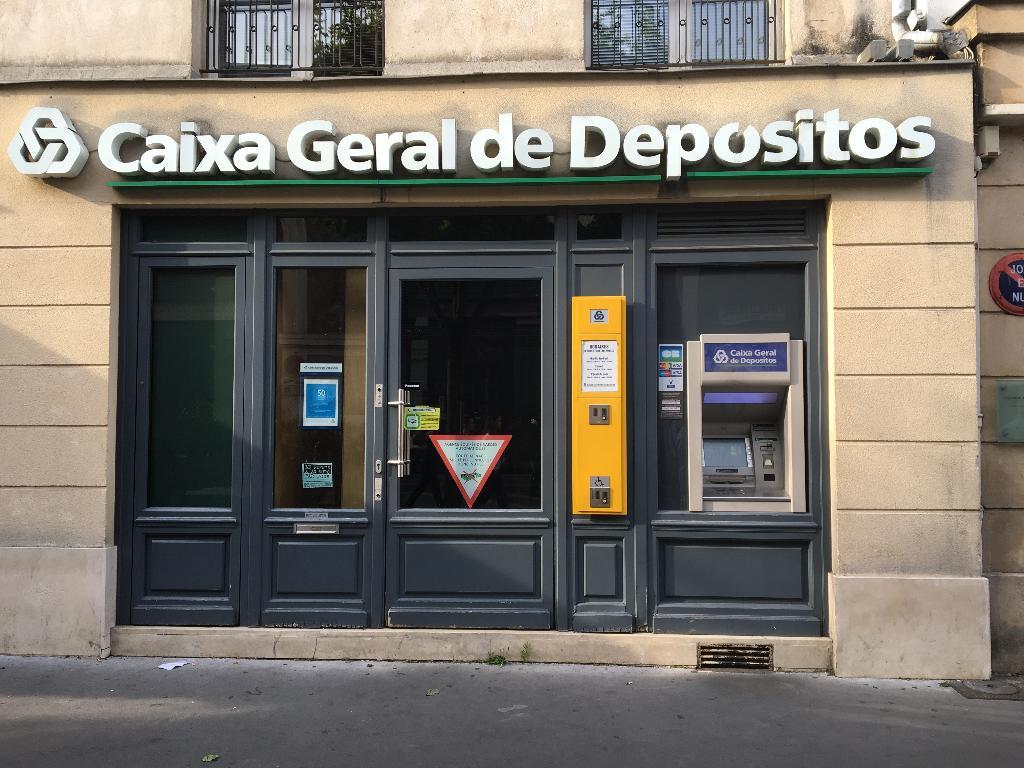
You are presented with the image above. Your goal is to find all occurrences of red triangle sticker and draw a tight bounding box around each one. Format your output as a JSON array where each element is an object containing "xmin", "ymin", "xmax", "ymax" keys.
[{"xmin": 429, "ymin": 435, "xmax": 512, "ymax": 508}]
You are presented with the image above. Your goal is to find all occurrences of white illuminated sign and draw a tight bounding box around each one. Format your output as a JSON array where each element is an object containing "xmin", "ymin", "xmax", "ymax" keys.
[
  {"xmin": 7, "ymin": 107, "xmax": 89, "ymax": 178},
  {"xmin": 9, "ymin": 108, "xmax": 935, "ymax": 180}
]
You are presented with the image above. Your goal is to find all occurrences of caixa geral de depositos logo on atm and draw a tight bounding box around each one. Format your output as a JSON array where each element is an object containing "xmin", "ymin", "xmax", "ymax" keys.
[{"xmin": 7, "ymin": 107, "xmax": 88, "ymax": 178}]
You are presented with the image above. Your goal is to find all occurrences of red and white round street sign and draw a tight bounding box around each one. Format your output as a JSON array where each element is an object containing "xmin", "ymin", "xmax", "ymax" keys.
[{"xmin": 989, "ymin": 253, "xmax": 1024, "ymax": 316}]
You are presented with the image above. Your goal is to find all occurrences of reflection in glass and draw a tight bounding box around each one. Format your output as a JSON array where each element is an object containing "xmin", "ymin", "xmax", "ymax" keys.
[
  {"xmin": 276, "ymin": 216, "xmax": 368, "ymax": 243},
  {"xmin": 576, "ymin": 213, "xmax": 623, "ymax": 240},
  {"xmin": 273, "ymin": 268, "xmax": 366, "ymax": 508},
  {"xmin": 389, "ymin": 214, "xmax": 555, "ymax": 242},
  {"xmin": 656, "ymin": 265, "xmax": 805, "ymax": 510},
  {"xmin": 148, "ymin": 269, "xmax": 235, "ymax": 507},
  {"xmin": 141, "ymin": 215, "xmax": 247, "ymax": 243},
  {"xmin": 400, "ymin": 280, "xmax": 542, "ymax": 509}
]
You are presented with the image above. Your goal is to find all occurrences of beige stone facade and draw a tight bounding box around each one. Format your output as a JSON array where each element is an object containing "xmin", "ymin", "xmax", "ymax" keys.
[
  {"xmin": 951, "ymin": 0, "xmax": 1024, "ymax": 675},
  {"xmin": 0, "ymin": 0, "xmax": 1007, "ymax": 679},
  {"xmin": 0, "ymin": 0, "xmax": 974, "ymax": 81}
]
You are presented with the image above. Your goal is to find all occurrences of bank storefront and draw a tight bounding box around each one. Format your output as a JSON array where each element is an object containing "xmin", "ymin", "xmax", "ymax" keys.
[{"xmin": 0, "ymin": 63, "xmax": 992, "ymax": 677}]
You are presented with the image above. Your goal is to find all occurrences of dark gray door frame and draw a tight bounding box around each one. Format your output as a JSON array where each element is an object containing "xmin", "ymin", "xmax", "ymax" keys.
[
  {"xmin": 251, "ymin": 223, "xmax": 380, "ymax": 627},
  {"xmin": 115, "ymin": 205, "xmax": 827, "ymax": 637},
  {"xmin": 382, "ymin": 263, "xmax": 559, "ymax": 629},
  {"xmin": 640, "ymin": 205, "xmax": 828, "ymax": 636},
  {"xmin": 124, "ymin": 252, "xmax": 251, "ymax": 625},
  {"xmin": 566, "ymin": 210, "xmax": 642, "ymax": 632}
]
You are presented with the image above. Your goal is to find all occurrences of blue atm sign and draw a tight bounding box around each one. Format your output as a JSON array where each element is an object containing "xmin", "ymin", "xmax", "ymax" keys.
[{"xmin": 704, "ymin": 342, "xmax": 788, "ymax": 373}]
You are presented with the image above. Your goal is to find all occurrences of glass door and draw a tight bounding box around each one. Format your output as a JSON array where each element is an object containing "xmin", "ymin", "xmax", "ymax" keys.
[
  {"xmin": 384, "ymin": 268, "xmax": 555, "ymax": 629},
  {"xmin": 259, "ymin": 262, "xmax": 375, "ymax": 628}
]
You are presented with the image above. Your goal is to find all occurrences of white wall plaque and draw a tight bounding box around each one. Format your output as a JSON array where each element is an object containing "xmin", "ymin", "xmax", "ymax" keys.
[{"xmin": 581, "ymin": 340, "xmax": 619, "ymax": 392}]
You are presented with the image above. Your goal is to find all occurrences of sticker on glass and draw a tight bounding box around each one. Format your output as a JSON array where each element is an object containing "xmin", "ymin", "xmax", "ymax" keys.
[
  {"xmin": 301, "ymin": 462, "xmax": 333, "ymax": 489},
  {"xmin": 404, "ymin": 405, "xmax": 441, "ymax": 431},
  {"xmin": 581, "ymin": 340, "xmax": 618, "ymax": 392},
  {"xmin": 299, "ymin": 362, "xmax": 343, "ymax": 374},
  {"xmin": 429, "ymin": 435, "xmax": 512, "ymax": 508},
  {"xmin": 302, "ymin": 378, "xmax": 339, "ymax": 428},
  {"xmin": 657, "ymin": 343, "xmax": 684, "ymax": 392}
]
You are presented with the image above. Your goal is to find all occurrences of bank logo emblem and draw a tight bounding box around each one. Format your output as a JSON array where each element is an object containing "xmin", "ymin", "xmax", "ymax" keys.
[
  {"xmin": 7, "ymin": 107, "xmax": 89, "ymax": 178},
  {"xmin": 713, "ymin": 349, "xmax": 730, "ymax": 365}
]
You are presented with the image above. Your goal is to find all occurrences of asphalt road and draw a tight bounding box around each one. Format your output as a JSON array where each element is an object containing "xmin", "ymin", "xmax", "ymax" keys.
[{"xmin": 1, "ymin": 656, "xmax": 1022, "ymax": 767}]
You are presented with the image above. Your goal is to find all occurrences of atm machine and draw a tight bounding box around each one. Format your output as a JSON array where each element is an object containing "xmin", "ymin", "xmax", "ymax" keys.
[{"xmin": 685, "ymin": 333, "xmax": 805, "ymax": 513}]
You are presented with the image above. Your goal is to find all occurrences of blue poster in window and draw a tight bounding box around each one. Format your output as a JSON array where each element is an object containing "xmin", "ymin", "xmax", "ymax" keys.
[
  {"xmin": 302, "ymin": 378, "xmax": 339, "ymax": 428},
  {"xmin": 703, "ymin": 342, "xmax": 788, "ymax": 373}
]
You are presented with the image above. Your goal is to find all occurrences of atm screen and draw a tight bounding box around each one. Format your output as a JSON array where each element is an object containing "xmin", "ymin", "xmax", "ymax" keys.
[{"xmin": 703, "ymin": 437, "xmax": 751, "ymax": 468}]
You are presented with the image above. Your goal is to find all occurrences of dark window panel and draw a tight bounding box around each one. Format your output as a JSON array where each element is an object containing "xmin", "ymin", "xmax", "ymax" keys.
[
  {"xmin": 148, "ymin": 269, "xmax": 236, "ymax": 508},
  {"xmin": 399, "ymin": 280, "xmax": 542, "ymax": 510},
  {"xmin": 656, "ymin": 264, "xmax": 805, "ymax": 510},
  {"xmin": 140, "ymin": 216, "xmax": 247, "ymax": 243},
  {"xmin": 389, "ymin": 214, "xmax": 555, "ymax": 242},
  {"xmin": 276, "ymin": 216, "xmax": 369, "ymax": 243},
  {"xmin": 273, "ymin": 267, "xmax": 367, "ymax": 509},
  {"xmin": 576, "ymin": 213, "xmax": 623, "ymax": 240}
]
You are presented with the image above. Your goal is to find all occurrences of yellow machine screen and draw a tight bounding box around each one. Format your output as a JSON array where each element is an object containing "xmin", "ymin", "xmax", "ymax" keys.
[{"xmin": 571, "ymin": 296, "xmax": 627, "ymax": 515}]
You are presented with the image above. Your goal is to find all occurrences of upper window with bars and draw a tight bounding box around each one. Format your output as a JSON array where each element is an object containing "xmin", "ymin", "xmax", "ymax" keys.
[
  {"xmin": 588, "ymin": 0, "xmax": 781, "ymax": 69},
  {"xmin": 206, "ymin": 0, "xmax": 383, "ymax": 76}
]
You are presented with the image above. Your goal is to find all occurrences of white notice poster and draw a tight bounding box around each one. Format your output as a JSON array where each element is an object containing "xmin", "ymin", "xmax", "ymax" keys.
[{"xmin": 581, "ymin": 340, "xmax": 619, "ymax": 392}]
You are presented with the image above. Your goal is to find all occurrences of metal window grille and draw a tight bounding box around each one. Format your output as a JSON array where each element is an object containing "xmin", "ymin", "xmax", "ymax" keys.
[
  {"xmin": 590, "ymin": 0, "xmax": 780, "ymax": 68},
  {"xmin": 687, "ymin": 0, "xmax": 778, "ymax": 63},
  {"xmin": 312, "ymin": 1, "xmax": 384, "ymax": 74},
  {"xmin": 590, "ymin": 0, "xmax": 670, "ymax": 69},
  {"xmin": 205, "ymin": 0, "xmax": 383, "ymax": 75},
  {"xmin": 216, "ymin": 0, "xmax": 293, "ymax": 72}
]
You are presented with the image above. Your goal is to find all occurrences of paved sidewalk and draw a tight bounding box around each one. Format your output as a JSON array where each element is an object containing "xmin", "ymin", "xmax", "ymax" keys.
[{"xmin": 1, "ymin": 656, "xmax": 1022, "ymax": 768}]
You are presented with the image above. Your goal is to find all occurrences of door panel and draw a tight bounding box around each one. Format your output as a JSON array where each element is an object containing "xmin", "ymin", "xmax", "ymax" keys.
[
  {"xmin": 399, "ymin": 537, "xmax": 543, "ymax": 596},
  {"xmin": 129, "ymin": 261, "xmax": 245, "ymax": 626},
  {"xmin": 260, "ymin": 527, "xmax": 368, "ymax": 627},
  {"xmin": 272, "ymin": 539, "xmax": 362, "ymax": 595},
  {"xmin": 385, "ymin": 269, "xmax": 554, "ymax": 628}
]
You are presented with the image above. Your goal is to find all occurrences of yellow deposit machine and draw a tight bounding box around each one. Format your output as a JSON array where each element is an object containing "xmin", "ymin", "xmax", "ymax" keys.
[{"xmin": 571, "ymin": 296, "xmax": 627, "ymax": 515}]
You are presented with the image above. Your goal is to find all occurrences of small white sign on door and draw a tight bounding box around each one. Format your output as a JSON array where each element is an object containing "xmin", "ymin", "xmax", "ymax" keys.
[{"xmin": 581, "ymin": 340, "xmax": 619, "ymax": 392}]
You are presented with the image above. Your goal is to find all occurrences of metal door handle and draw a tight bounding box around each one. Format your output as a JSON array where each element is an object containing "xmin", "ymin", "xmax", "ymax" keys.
[{"xmin": 388, "ymin": 388, "xmax": 410, "ymax": 478}]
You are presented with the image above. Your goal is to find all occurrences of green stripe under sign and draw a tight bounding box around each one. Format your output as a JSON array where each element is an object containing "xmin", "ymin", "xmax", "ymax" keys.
[
  {"xmin": 685, "ymin": 167, "xmax": 933, "ymax": 179},
  {"xmin": 107, "ymin": 167, "xmax": 932, "ymax": 189}
]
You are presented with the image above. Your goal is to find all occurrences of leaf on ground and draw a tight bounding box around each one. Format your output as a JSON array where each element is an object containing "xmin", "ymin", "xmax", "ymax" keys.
[
  {"xmin": 201, "ymin": 754, "xmax": 220, "ymax": 763},
  {"xmin": 426, "ymin": 688, "xmax": 440, "ymax": 697}
]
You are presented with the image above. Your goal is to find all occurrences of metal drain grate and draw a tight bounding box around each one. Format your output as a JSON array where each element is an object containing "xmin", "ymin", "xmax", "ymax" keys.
[{"xmin": 697, "ymin": 643, "xmax": 773, "ymax": 670}]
